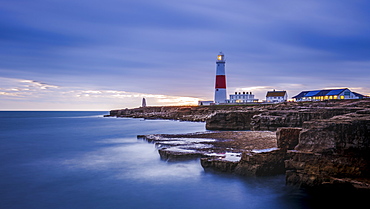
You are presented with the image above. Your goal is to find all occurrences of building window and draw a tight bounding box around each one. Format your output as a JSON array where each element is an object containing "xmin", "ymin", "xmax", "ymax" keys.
[{"xmin": 340, "ymin": 96, "xmax": 345, "ymax": 99}]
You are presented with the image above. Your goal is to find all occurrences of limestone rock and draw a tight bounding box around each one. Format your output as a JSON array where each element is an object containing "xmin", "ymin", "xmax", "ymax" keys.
[
  {"xmin": 276, "ymin": 127, "xmax": 302, "ymax": 150},
  {"xmin": 295, "ymin": 113, "xmax": 370, "ymax": 153},
  {"xmin": 205, "ymin": 111, "xmax": 260, "ymax": 130},
  {"xmin": 286, "ymin": 111, "xmax": 370, "ymax": 190},
  {"xmin": 285, "ymin": 151, "xmax": 370, "ymax": 190},
  {"xmin": 201, "ymin": 158, "xmax": 239, "ymax": 173},
  {"xmin": 251, "ymin": 108, "xmax": 358, "ymax": 131},
  {"xmin": 234, "ymin": 150, "xmax": 290, "ymax": 176}
]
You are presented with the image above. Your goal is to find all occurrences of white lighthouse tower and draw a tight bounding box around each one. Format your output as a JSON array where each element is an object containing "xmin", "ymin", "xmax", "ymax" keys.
[{"xmin": 214, "ymin": 52, "xmax": 227, "ymax": 103}]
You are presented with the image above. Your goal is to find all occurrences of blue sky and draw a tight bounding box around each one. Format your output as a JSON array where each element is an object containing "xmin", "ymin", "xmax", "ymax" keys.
[{"xmin": 1, "ymin": 0, "xmax": 369, "ymax": 110}]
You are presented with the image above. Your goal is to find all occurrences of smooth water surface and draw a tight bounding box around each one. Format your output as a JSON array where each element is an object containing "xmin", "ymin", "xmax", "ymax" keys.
[{"xmin": 0, "ymin": 111, "xmax": 310, "ymax": 209}]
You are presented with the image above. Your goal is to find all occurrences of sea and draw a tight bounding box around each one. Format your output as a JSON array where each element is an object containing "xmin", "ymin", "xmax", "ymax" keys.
[{"xmin": 0, "ymin": 111, "xmax": 315, "ymax": 209}]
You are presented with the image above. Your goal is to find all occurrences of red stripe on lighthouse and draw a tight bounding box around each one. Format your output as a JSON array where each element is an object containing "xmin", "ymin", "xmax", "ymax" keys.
[{"xmin": 215, "ymin": 75, "xmax": 226, "ymax": 89}]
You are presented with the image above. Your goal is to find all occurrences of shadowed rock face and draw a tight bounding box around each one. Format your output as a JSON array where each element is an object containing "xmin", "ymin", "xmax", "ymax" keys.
[
  {"xmin": 276, "ymin": 127, "xmax": 302, "ymax": 151},
  {"xmin": 285, "ymin": 151, "xmax": 370, "ymax": 189},
  {"xmin": 201, "ymin": 160, "xmax": 239, "ymax": 173},
  {"xmin": 285, "ymin": 111, "xmax": 370, "ymax": 190},
  {"xmin": 296, "ymin": 112, "xmax": 370, "ymax": 153},
  {"xmin": 205, "ymin": 111, "xmax": 261, "ymax": 130},
  {"xmin": 233, "ymin": 150, "xmax": 289, "ymax": 176}
]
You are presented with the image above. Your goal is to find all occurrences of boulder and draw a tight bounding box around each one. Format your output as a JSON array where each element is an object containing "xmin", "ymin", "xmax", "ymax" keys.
[
  {"xmin": 159, "ymin": 149, "xmax": 206, "ymax": 162},
  {"xmin": 234, "ymin": 150, "xmax": 290, "ymax": 176},
  {"xmin": 201, "ymin": 158, "xmax": 239, "ymax": 173},
  {"xmin": 276, "ymin": 127, "xmax": 302, "ymax": 150}
]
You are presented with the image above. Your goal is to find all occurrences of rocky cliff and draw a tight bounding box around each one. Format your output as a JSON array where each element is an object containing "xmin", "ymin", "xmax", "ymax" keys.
[
  {"xmin": 250, "ymin": 107, "xmax": 358, "ymax": 131},
  {"xmin": 206, "ymin": 100, "xmax": 365, "ymax": 130},
  {"xmin": 203, "ymin": 109, "xmax": 370, "ymax": 191},
  {"xmin": 112, "ymin": 99, "xmax": 370, "ymax": 191},
  {"xmin": 285, "ymin": 110, "xmax": 370, "ymax": 191},
  {"xmin": 108, "ymin": 100, "xmax": 368, "ymax": 130}
]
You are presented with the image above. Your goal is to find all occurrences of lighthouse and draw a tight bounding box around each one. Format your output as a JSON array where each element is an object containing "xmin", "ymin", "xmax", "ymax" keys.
[{"xmin": 214, "ymin": 52, "xmax": 227, "ymax": 103}]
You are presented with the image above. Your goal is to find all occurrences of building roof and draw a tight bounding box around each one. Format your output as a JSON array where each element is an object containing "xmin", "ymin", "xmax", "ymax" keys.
[
  {"xmin": 353, "ymin": 92, "xmax": 366, "ymax": 98},
  {"xmin": 293, "ymin": 88, "xmax": 348, "ymax": 98},
  {"xmin": 293, "ymin": 91, "xmax": 309, "ymax": 98},
  {"xmin": 304, "ymin": 90, "xmax": 321, "ymax": 97},
  {"xmin": 266, "ymin": 91, "xmax": 287, "ymax": 97},
  {"xmin": 326, "ymin": 89, "xmax": 345, "ymax": 96}
]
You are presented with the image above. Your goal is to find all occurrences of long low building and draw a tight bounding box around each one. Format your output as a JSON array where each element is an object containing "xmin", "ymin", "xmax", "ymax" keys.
[
  {"xmin": 293, "ymin": 88, "xmax": 365, "ymax": 102},
  {"xmin": 229, "ymin": 91, "xmax": 259, "ymax": 103}
]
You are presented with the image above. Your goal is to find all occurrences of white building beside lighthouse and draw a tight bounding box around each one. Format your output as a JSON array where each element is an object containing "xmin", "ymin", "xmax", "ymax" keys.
[
  {"xmin": 214, "ymin": 52, "xmax": 227, "ymax": 104},
  {"xmin": 229, "ymin": 91, "xmax": 258, "ymax": 103}
]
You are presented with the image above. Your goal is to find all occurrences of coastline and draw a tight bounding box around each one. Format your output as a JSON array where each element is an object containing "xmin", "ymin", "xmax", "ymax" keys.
[{"xmin": 110, "ymin": 99, "xmax": 370, "ymax": 193}]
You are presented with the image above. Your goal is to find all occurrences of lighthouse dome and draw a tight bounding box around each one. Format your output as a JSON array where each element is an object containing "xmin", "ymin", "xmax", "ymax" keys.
[{"xmin": 217, "ymin": 52, "xmax": 225, "ymax": 62}]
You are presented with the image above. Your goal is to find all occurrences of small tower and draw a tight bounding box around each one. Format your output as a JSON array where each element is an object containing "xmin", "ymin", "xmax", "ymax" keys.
[
  {"xmin": 214, "ymin": 52, "xmax": 227, "ymax": 103},
  {"xmin": 142, "ymin": 98, "xmax": 147, "ymax": 107}
]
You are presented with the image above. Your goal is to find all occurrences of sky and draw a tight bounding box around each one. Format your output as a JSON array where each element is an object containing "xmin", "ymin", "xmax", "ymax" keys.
[{"xmin": 1, "ymin": 0, "xmax": 370, "ymax": 110}]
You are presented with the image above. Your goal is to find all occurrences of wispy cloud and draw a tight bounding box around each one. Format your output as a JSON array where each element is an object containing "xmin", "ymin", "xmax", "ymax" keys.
[
  {"xmin": 0, "ymin": 77, "xmax": 200, "ymax": 110},
  {"xmin": 0, "ymin": 77, "xmax": 59, "ymax": 97}
]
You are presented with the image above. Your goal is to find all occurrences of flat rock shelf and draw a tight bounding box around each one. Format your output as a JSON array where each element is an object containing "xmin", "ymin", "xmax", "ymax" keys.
[{"xmin": 137, "ymin": 131, "xmax": 277, "ymax": 162}]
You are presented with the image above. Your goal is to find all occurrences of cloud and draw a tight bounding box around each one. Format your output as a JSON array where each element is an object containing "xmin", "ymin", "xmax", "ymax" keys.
[
  {"xmin": 0, "ymin": 77, "xmax": 59, "ymax": 97},
  {"xmin": 19, "ymin": 80, "xmax": 59, "ymax": 90},
  {"xmin": 0, "ymin": 1, "xmax": 370, "ymax": 109},
  {"xmin": 0, "ymin": 77, "xmax": 201, "ymax": 110}
]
